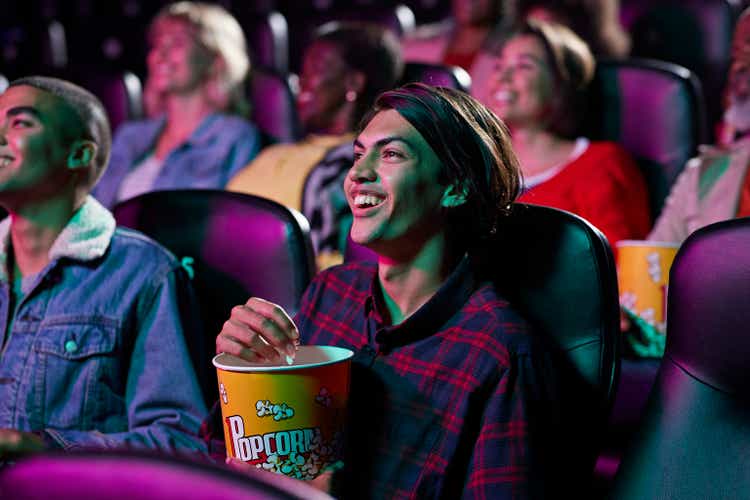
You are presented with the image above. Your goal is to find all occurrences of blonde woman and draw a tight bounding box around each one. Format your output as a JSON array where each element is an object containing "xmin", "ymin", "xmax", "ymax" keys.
[{"xmin": 93, "ymin": 2, "xmax": 260, "ymax": 209}]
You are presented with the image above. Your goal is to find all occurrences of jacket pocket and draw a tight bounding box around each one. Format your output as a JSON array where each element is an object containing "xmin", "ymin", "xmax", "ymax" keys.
[{"xmin": 32, "ymin": 316, "xmax": 124, "ymax": 430}]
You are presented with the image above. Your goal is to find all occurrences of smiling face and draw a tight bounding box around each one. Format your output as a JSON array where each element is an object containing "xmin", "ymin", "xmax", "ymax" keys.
[
  {"xmin": 345, "ymin": 109, "xmax": 450, "ymax": 254},
  {"xmin": 488, "ymin": 34, "xmax": 555, "ymax": 129},
  {"xmin": 0, "ymin": 85, "xmax": 73, "ymax": 199},
  {"xmin": 147, "ymin": 17, "xmax": 215, "ymax": 97}
]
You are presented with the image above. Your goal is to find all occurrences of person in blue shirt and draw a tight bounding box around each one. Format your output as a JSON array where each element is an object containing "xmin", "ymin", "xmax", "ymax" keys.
[
  {"xmin": 0, "ymin": 76, "xmax": 206, "ymax": 457},
  {"xmin": 92, "ymin": 2, "xmax": 261, "ymax": 209}
]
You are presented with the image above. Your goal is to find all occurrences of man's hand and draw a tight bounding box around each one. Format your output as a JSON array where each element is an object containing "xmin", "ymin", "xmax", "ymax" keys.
[
  {"xmin": 225, "ymin": 457, "xmax": 333, "ymax": 493},
  {"xmin": 216, "ymin": 297, "xmax": 300, "ymax": 363},
  {"xmin": 0, "ymin": 429, "xmax": 45, "ymax": 458}
]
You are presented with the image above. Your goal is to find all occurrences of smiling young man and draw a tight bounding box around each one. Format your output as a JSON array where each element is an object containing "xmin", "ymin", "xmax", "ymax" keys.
[
  {"xmin": 214, "ymin": 84, "xmax": 560, "ymax": 498},
  {"xmin": 0, "ymin": 77, "xmax": 206, "ymax": 457}
]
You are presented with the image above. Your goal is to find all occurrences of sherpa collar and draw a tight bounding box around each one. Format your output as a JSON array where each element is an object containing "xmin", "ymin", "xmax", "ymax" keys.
[{"xmin": 0, "ymin": 195, "xmax": 116, "ymax": 283}]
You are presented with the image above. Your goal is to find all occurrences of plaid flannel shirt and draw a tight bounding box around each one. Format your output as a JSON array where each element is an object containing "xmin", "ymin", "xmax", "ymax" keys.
[{"xmin": 203, "ymin": 256, "xmax": 558, "ymax": 499}]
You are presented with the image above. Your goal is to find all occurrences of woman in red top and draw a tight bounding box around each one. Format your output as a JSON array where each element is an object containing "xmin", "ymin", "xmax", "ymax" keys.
[{"xmin": 484, "ymin": 19, "xmax": 650, "ymax": 248}]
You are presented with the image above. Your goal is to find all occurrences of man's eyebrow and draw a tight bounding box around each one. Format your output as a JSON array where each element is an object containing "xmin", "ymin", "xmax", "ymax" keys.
[
  {"xmin": 7, "ymin": 106, "xmax": 42, "ymax": 120},
  {"xmin": 353, "ymin": 136, "xmax": 415, "ymax": 150}
]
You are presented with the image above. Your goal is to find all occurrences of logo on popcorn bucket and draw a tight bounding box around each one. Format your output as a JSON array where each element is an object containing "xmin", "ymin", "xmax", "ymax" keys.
[{"xmin": 213, "ymin": 346, "xmax": 353, "ymax": 480}]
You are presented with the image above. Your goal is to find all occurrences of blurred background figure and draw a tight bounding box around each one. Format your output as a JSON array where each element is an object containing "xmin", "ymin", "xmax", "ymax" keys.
[
  {"xmin": 92, "ymin": 1, "xmax": 260, "ymax": 209},
  {"xmin": 504, "ymin": 0, "xmax": 630, "ymax": 59},
  {"xmin": 483, "ymin": 19, "xmax": 650, "ymax": 248},
  {"xmin": 649, "ymin": 6, "xmax": 750, "ymax": 244},
  {"xmin": 401, "ymin": 0, "xmax": 503, "ymax": 74},
  {"xmin": 472, "ymin": 0, "xmax": 630, "ymax": 110},
  {"xmin": 227, "ymin": 22, "xmax": 403, "ymax": 269}
]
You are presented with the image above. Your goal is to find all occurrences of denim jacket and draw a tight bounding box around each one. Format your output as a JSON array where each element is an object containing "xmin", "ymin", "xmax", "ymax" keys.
[
  {"xmin": 0, "ymin": 197, "xmax": 207, "ymax": 453},
  {"xmin": 92, "ymin": 113, "xmax": 261, "ymax": 209}
]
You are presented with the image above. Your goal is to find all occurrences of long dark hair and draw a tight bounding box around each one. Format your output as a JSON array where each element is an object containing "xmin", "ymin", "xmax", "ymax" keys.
[{"xmin": 359, "ymin": 83, "xmax": 522, "ymax": 245}]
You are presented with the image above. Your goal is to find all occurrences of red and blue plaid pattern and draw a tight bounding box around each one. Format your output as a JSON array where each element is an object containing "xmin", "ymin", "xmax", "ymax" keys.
[{"xmin": 295, "ymin": 258, "xmax": 547, "ymax": 499}]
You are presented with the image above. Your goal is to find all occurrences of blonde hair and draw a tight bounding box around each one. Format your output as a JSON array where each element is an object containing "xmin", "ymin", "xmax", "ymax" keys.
[{"xmin": 145, "ymin": 2, "xmax": 250, "ymax": 116}]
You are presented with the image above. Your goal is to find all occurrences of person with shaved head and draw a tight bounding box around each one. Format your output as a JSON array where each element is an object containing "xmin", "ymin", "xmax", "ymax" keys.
[{"xmin": 0, "ymin": 76, "xmax": 205, "ymax": 458}]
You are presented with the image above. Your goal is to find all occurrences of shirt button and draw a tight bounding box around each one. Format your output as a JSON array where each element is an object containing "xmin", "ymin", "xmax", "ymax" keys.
[{"xmin": 64, "ymin": 340, "xmax": 78, "ymax": 353}]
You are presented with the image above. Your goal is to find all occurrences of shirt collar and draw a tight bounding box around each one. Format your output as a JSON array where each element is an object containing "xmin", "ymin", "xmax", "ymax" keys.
[
  {"xmin": 0, "ymin": 195, "xmax": 116, "ymax": 283},
  {"xmin": 367, "ymin": 254, "xmax": 477, "ymax": 350}
]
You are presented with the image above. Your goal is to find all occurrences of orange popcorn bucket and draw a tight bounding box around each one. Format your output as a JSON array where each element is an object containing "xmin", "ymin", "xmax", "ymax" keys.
[
  {"xmin": 213, "ymin": 346, "xmax": 354, "ymax": 480},
  {"xmin": 616, "ymin": 240, "xmax": 680, "ymax": 356}
]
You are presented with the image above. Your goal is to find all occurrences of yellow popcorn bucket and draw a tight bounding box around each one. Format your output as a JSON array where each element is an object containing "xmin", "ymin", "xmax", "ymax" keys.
[
  {"xmin": 617, "ymin": 240, "xmax": 680, "ymax": 356},
  {"xmin": 213, "ymin": 346, "xmax": 354, "ymax": 480}
]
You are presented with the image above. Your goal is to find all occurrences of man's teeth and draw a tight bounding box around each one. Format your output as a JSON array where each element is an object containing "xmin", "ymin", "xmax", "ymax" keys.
[
  {"xmin": 0, "ymin": 157, "xmax": 11, "ymax": 167},
  {"xmin": 354, "ymin": 194, "xmax": 383, "ymax": 207}
]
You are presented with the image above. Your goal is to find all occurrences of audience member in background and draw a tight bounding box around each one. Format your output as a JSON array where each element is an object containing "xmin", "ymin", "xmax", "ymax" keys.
[
  {"xmin": 211, "ymin": 84, "xmax": 564, "ymax": 498},
  {"xmin": 0, "ymin": 77, "xmax": 205, "ymax": 457},
  {"xmin": 483, "ymin": 19, "xmax": 650, "ymax": 248},
  {"xmin": 92, "ymin": 1, "xmax": 260, "ymax": 209},
  {"xmin": 402, "ymin": 0, "xmax": 503, "ymax": 73},
  {"xmin": 649, "ymin": 7, "xmax": 750, "ymax": 243},
  {"xmin": 227, "ymin": 22, "xmax": 403, "ymax": 269},
  {"xmin": 472, "ymin": 0, "xmax": 629, "ymax": 106}
]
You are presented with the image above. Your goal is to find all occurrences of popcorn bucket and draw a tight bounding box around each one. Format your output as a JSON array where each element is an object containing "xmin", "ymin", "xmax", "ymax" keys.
[
  {"xmin": 616, "ymin": 240, "xmax": 680, "ymax": 356},
  {"xmin": 213, "ymin": 346, "xmax": 353, "ymax": 480}
]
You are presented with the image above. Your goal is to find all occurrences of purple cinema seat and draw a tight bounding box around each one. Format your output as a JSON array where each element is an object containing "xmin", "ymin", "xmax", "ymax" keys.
[
  {"xmin": 611, "ymin": 216, "xmax": 750, "ymax": 499},
  {"xmin": 113, "ymin": 190, "xmax": 316, "ymax": 405},
  {"xmin": 585, "ymin": 57, "xmax": 707, "ymax": 217},
  {"xmin": 0, "ymin": 451, "xmax": 332, "ymax": 499},
  {"xmin": 249, "ymin": 67, "xmax": 302, "ymax": 144},
  {"xmin": 74, "ymin": 69, "xmax": 144, "ymax": 133},
  {"xmin": 622, "ymin": 0, "xmax": 739, "ymax": 140},
  {"xmin": 242, "ymin": 10, "xmax": 290, "ymax": 76},
  {"xmin": 586, "ymin": 57, "xmax": 707, "ymax": 492}
]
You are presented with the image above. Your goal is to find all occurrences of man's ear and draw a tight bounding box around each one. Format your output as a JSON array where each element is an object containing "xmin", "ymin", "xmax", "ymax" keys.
[
  {"xmin": 67, "ymin": 140, "xmax": 97, "ymax": 171},
  {"xmin": 441, "ymin": 183, "xmax": 468, "ymax": 208}
]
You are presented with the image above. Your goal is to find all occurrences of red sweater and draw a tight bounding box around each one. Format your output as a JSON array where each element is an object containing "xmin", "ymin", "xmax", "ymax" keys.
[{"xmin": 518, "ymin": 141, "xmax": 651, "ymax": 248}]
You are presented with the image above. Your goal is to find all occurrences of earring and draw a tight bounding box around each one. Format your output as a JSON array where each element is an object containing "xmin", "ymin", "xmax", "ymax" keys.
[{"xmin": 345, "ymin": 90, "xmax": 357, "ymax": 102}]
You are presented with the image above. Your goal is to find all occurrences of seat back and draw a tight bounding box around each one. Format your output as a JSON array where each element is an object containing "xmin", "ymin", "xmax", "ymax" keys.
[
  {"xmin": 345, "ymin": 203, "xmax": 621, "ymax": 488},
  {"xmin": 612, "ymin": 216, "xmax": 750, "ymax": 499},
  {"xmin": 622, "ymin": 0, "xmax": 739, "ymax": 138},
  {"xmin": 243, "ymin": 11, "xmax": 290, "ymax": 76},
  {"xmin": 401, "ymin": 62, "xmax": 471, "ymax": 92},
  {"xmin": 72, "ymin": 69, "xmax": 144, "ymax": 133},
  {"xmin": 249, "ymin": 67, "xmax": 302, "ymax": 144},
  {"xmin": 584, "ymin": 57, "xmax": 707, "ymax": 216},
  {"xmin": 487, "ymin": 204, "xmax": 620, "ymax": 487},
  {"xmin": 113, "ymin": 190, "xmax": 316, "ymax": 403},
  {"xmin": 489, "ymin": 203, "xmax": 620, "ymax": 413},
  {"xmin": 0, "ymin": 451, "xmax": 332, "ymax": 499}
]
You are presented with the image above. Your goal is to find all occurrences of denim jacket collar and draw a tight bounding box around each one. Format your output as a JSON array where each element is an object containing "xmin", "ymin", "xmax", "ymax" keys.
[{"xmin": 0, "ymin": 195, "xmax": 116, "ymax": 283}]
